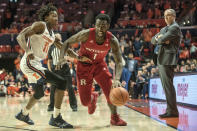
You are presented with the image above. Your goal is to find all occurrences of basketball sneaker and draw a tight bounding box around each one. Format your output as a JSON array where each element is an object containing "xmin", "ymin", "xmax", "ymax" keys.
[
  {"xmin": 88, "ymin": 92, "xmax": 98, "ymax": 114},
  {"xmin": 49, "ymin": 114, "xmax": 73, "ymax": 128},
  {"xmin": 15, "ymin": 110, "xmax": 34, "ymax": 125},
  {"xmin": 111, "ymin": 114, "xmax": 127, "ymax": 126}
]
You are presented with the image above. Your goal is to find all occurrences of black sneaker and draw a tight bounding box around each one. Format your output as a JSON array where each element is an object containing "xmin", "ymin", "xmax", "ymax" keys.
[
  {"xmin": 47, "ymin": 106, "xmax": 54, "ymax": 112},
  {"xmin": 49, "ymin": 114, "xmax": 73, "ymax": 128},
  {"xmin": 15, "ymin": 110, "xmax": 34, "ymax": 125},
  {"xmin": 72, "ymin": 107, "xmax": 78, "ymax": 112}
]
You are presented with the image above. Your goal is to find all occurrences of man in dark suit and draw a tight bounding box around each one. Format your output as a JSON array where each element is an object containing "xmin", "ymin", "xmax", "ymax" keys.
[{"xmin": 151, "ymin": 9, "xmax": 182, "ymax": 118}]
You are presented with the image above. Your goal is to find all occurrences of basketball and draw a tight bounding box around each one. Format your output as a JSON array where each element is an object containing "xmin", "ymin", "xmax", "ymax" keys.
[{"xmin": 109, "ymin": 87, "xmax": 129, "ymax": 106}]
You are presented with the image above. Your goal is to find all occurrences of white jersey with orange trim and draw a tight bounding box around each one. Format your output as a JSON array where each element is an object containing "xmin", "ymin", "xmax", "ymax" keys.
[
  {"xmin": 20, "ymin": 23, "xmax": 55, "ymax": 83},
  {"xmin": 27, "ymin": 23, "xmax": 55, "ymax": 60}
]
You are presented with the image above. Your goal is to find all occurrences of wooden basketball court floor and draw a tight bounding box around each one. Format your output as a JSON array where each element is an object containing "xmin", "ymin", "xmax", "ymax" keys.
[{"xmin": 0, "ymin": 94, "xmax": 183, "ymax": 131}]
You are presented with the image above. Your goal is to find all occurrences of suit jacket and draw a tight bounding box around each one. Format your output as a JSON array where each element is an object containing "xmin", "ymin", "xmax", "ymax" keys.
[{"xmin": 151, "ymin": 22, "xmax": 182, "ymax": 65}]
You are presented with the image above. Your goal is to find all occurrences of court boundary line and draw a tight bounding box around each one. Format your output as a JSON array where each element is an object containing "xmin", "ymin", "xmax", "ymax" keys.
[
  {"xmin": 0, "ymin": 126, "xmax": 37, "ymax": 131},
  {"xmin": 125, "ymin": 104, "xmax": 182, "ymax": 131}
]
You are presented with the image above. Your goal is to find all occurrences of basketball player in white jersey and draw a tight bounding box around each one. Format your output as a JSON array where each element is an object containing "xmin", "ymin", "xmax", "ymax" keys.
[{"xmin": 15, "ymin": 4, "xmax": 73, "ymax": 129}]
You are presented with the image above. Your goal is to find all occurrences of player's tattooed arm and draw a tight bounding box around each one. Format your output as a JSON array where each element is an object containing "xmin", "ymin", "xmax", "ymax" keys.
[
  {"xmin": 59, "ymin": 29, "xmax": 89, "ymax": 63},
  {"xmin": 110, "ymin": 35, "xmax": 123, "ymax": 82},
  {"xmin": 16, "ymin": 21, "xmax": 45, "ymax": 55}
]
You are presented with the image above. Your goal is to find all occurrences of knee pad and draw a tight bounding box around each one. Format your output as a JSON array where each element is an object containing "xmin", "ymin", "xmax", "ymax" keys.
[{"xmin": 32, "ymin": 83, "xmax": 44, "ymax": 99}]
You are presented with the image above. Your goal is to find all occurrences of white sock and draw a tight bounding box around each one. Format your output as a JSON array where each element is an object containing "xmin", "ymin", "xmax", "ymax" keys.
[
  {"xmin": 53, "ymin": 107, "xmax": 60, "ymax": 118},
  {"xmin": 22, "ymin": 107, "xmax": 29, "ymax": 115}
]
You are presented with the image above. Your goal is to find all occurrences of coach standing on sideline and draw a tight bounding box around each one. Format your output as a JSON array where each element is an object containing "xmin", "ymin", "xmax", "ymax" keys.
[
  {"xmin": 151, "ymin": 9, "xmax": 182, "ymax": 118},
  {"xmin": 47, "ymin": 33, "xmax": 77, "ymax": 112}
]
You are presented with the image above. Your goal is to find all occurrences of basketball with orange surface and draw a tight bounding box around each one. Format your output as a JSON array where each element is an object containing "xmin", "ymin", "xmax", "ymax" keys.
[{"xmin": 109, "ymin": 87, "xmax": 129, "ymax": 106}]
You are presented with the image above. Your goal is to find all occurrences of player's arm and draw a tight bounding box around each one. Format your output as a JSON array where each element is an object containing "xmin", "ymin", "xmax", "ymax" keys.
[
  {"xmin": 47, "ymin": 46, "xmax": 53, "ymax": 72},
  {"xmin": 59, "ymin": 29, "xmax": 89, "ymax": 63},
  {"xmin": 110, "ymin": 35, "xmax": 123, "ymax": 84},
  {"xmin": 16, "ymin": 21, "xmax": 45, "ymax": 55},
  {"xmin": 47, "ymin": 59, "xmax": 52, "ymax": 72},
  {"xmin": 53, "ymin": 34, "xmax": 91, "ymax": 62},
  {"xmin": 53, "ymin": 33, "xmax": 63, "ymax": 49}
]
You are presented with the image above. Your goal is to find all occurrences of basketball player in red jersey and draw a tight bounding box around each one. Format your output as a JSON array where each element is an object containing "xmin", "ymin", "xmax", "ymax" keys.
[{"xmin": 58, "ymin": 14, "xmax": 127, "ymax": 126}]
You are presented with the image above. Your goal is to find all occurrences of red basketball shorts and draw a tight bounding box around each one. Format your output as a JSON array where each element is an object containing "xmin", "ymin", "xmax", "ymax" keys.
[{"xmin": 76, "ymin": 61, "xmax": 112, "ymax": 106}]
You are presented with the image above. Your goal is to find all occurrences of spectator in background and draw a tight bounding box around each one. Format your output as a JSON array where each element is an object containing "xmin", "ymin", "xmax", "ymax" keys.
[
  {"xmin": 135, "ymin": 1, "xmax": 142, "ymax": 14},
  {"xmin": 180, "ymin": 60, "xmax": 186, "ymax": 72},
  {"xmin": 133, "ymin": 37, "xmax": 143, "ymax": 57},
  {"xmin": 150, "ymin": 68, "xmax": 158, "ymax": 77},
  {"xmin": 125, "ymin": 53, "xmax": 138, "ymax": 81},
  {"xmin": 147, "ymin": 8, "xmax": 154, "ymax": 19},
  {"xmin": 185, "ymin": 30, "xmax": 191, "ymax": 41},
  {"xmin": 0, "ymin": 84, "xmax": 6, "ymax": 97},
  {"xmin": 174, "ymin": 65, "xmax": 180, "ymax": 72},
  {"xmin": 59, "ymin": 13, "xmax": 64, "ymax": 23},
  {"xmin": 190, "ymin": 63, "xmax": 197, "ymax": 72},
  {"xmin": 190, "ymin": 43, "xmax": 197, "ymax": 58},
  {"xmin": 0, "ymin": 69, "xmax": 7, "ymax": 81},
  {"xmin": 123, "ymin": 40, "xmax": 132, "ymax": 56},
  {"xmin": 142, "ymin": 68, "xmax": 149, "ymax": 99},
  {"xmin": 155, "ymin": 7, "xmax": 161, "ymax": 18},
  {"xmin": 134, "ymin": 70, "xmax": 146, "ymax": 99},
  {"xmin": 179, "ymin": 47, "xmax": 190, "ymax": 60},
  {"xmin": 184, "ymin": 30, "xmax": 191, "ymax": 48}
]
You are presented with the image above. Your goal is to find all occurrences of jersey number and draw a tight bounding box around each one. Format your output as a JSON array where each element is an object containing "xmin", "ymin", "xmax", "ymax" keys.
[
  {"xmin": 93, "ymin": 54, "xmax": 97, "ymax": 60},
  {"xmin": 33, "ymin": 73, "xmax": 39, "ymax": 80},
  {"xmin": 43, "ymin": 42, "xmax": 49, "ymax": 53}
]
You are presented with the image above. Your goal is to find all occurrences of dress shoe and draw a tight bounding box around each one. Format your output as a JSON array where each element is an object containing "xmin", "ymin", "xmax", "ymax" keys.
[
  {"xmin": 47, "ymin": 106, "xmax": 54, "ymax": 112},
  {"xmin": 159, "ymin": 113, "xmax": 179, "ymax": 118},
  {"xmin": 72, "ymin": 108, "xmax": 78, "ymax": 112}
]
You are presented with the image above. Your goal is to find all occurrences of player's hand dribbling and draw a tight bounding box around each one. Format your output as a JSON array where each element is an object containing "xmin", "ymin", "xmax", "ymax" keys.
[{"xmin": 111, "ymin": 79, "xmax": 122, "ymax": 88}]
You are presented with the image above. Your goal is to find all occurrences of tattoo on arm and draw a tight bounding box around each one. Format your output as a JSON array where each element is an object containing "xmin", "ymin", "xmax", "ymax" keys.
[
  {"xmin": 110, "ymin": 35, "xmax": 123, "ymax": 80},
  {"xmin": 59, "ymin": 29, "xmax": 89, "ymax": 61}
]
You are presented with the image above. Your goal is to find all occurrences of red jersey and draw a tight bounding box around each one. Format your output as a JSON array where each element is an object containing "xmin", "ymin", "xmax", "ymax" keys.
[{"xmin": 79, "ymin": 28, "xmax": 112, "ymax": 63}]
